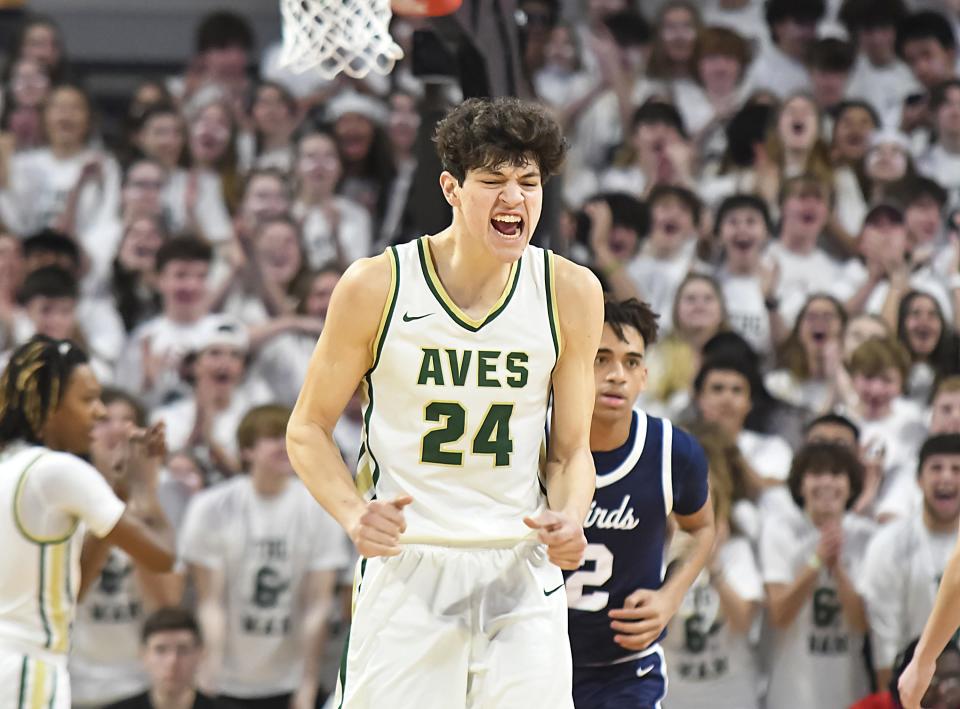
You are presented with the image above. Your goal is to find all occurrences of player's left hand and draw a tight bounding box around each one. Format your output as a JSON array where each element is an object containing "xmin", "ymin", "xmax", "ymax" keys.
[
  {"xmin": 608, "ymin": 588, "xmax": 682, "ymax": 651},
  {"xmin": 898, "ymin": 654, "xmax": 936, "ymax": 709},
  {"xmin": 524, "ymin": 510, "xmax": 587, "ymax": 570}
]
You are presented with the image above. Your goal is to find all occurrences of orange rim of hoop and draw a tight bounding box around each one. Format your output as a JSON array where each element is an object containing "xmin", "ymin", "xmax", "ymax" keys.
[{"xmin": 391, "ymin": 0, "xmax": 462, "ymax": 17}]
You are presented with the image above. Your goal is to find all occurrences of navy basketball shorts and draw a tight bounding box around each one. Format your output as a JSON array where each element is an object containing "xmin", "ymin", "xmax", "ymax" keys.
[{"xmin": 573, "ymin": 647, "xmax": 667, "ymax": 709}]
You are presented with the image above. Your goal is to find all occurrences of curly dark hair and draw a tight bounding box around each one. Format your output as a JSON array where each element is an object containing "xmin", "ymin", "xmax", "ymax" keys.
[{"xmin": 433, "ymin": 97, "xmax": 567, "ymax": 184}]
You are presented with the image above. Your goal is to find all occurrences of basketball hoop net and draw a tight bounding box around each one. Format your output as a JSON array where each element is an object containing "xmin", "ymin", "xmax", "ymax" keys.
[{"xmin": 278, "ymin": 0, "xmax": 403, "ymax": 80}]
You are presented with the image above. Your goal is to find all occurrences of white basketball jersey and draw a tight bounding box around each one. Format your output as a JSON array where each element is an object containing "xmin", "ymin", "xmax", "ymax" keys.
[
  {"xmin": 359, "ymin": 237, "xmax": 561, "ymax": 546},
  {"xmin": 0, "ymin": 445, "xmax": 81, "ymax": 655}
]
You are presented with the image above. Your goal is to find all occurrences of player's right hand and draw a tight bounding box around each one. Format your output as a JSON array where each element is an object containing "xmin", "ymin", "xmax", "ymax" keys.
[
  {"xmin": 898, "ymin": 655, "xmax": 936, "ymax": 709},
  {"xmin": 349, "ymin": 495, "xmax": 413, "ymax": 558}
]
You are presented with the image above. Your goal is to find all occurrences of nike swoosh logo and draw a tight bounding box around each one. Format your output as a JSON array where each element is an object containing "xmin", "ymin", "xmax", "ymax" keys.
[
  {"xmin": 636, "ymin": 664, "xmax": 654, "ymax": 678},
  {"xmin": 543, "ymin": 583, "xmax": 565, "ymax": 596},
  {"xmin": 402, "ymin": 312, "xmax": 433, "ymax": 322}
]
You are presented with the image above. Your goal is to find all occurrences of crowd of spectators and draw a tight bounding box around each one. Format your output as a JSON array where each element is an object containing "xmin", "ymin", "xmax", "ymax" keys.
[{"xmin": 12, "ymin": 0, "xmax": 960, "ymax": 707}]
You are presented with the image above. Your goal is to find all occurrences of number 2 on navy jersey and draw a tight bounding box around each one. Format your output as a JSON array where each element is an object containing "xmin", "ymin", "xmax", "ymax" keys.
[
  {"xmin": 420, "ymin": 402, "xmax": 515, "ymax": 467},
  {"xmin": 565, "ymin": 543, "xmax": 614, "ymax": 611}
]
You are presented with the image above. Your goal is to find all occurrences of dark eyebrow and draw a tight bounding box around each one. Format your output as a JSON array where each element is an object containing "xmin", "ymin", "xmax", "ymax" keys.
[{"xmin": 626, "ymin": 351, "xmax": 644, "ymax": 359}]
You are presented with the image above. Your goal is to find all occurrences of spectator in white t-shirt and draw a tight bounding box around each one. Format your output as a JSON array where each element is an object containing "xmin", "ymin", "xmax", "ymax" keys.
[
  {"xmin": 766, "ymin": 294, "xmax": 848, "ymax": 416},
  {"xmin": 803, "ymin": 411, "xmax": 889, "ymax": 518},
  {"xmin": 769, "ymin": 175, "xmax": 851, "ymax": 324},
  {"xmin": 2, "ymin": 57, "xmax": 51, "ymax": 153},
  {"xmin": 131, "ymin": 101, "xmax": 232, "ymax": 245},
  {"xmin": 761, "ymin": 442, "xmax": 875, "ymax": 709},
  {"xmin": 150, "ymin": 314, "xmax": 272, "ymax": 477},
  {"xmin": 115, "ymin": 237, "xmax": 215, "ymax": 407},
  {"xmin": 663, "ymin": 430, "xmax": 763, "ymax": 709},
  {"xmin": 251, "ymin": 265, "xmax": 340, "ymax": 408},
  {"xmin": 714, "ymin": 194, "xmax": 787, "ymax": 357},
  {"xmin": 109, "ymin": 216, "xmax": 166, "ymax": 335},
  {"xmin": 237, "ymin": 81, "xmax": 299, "ymax": 176},
  {"xmin": 228, "ymin": 168, "xmax": 293, "ymax": 261},
  {"xmin": 830, "ymin": 101, "xmax": 880, "ymax": 177},
  {"xmin": 646, "ymin": 1, "xmax": 701, "ymax": 86},
  {"xmin": 896, "ymin": 290, "xmax": 960, "ymax": 405},
  {"xmin": 179, "ymin": 404, "xmax": 350, "ymax": 707},
  {"xmin": 71, "ymin": 388, "xmax": 180, "ymax": 708},
  {"xmin": 919, "ymin": 79, "xmax": 960, "ymax": 201},
  {"xmin": 897, "ymin": 11, "xmax": 957, "ymax": 96},
  {"xmin": 742, "ymin": 0, "xmax": 823, "ymax": 99},
  {"xmin": 292, "ymin": 127, "xmax": 372, "ymax": 270},
  {"xmin": 931, "ymin": 375, "xmax": 960, "ymax": 435},
  {"xmin": 644, "ymin": 273, "xmax": 728, "ymax": 419},
  {"xmin": 861, "ymin": 434, "xmax": 960, "ymax": 691},
  {"xmin": 808, "ymin": 38, "xmax": 856, "ymax": 116},
  {"xmin": 179, "ymin": 93, "xmax": 238, "ymax": 244},
  {"xmin": 673, "ymin": 26, "xmax": 751, "ymax": 146},
  {"xmin": 694, "ymin": 356, "xmax": 793, "ymax": 486},
  {"xmin": 624, "ymin": 185, "xmax": 699, "ymax": 332},
  {"xmin": 15, "ymin": 232, "xmax": 126, "ymax": 380},
  {"xmin": 600, "ymin": 100, "xmax": 696, "ymax": 200},
  {"xmin": 902, "ymin": 177, "xmax": 950, "ymax": 273},
  {"xmin": 80, "ymin": 158, "xmax": 169, "ymax": 295},
  {"xmin": 844, "ymin": 202, "xmax": 953, "ymax": 324},
  {"xmin": 845, "ymin": 337, "xmax": 928, "ymax": 518},
  {"xmin": 219, "ymin": 216, "xmax": 308, "ymax": 329},
  {"xmin": 0, "ymin": 83, "xmax": 121, "ymax": 239},
  {"xmin": 840, "ymin": 0, "xmax": 917, "ymax": 129}
]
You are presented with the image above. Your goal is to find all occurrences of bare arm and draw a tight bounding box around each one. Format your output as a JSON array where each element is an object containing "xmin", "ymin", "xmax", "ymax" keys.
[
  {"xmin": 608, "ymin": 500, "xmax": 715, "ymax": 650},
  {"xmin": 287, "ymin": 253, "xmax": 400, "ymax": 551},
  {"xmin": 662, "ymin": 501, "xmax": 716, "ymax": 613},
  {"xmin": 544, "ymin": 257, "xmax": 604, "ymax": 526},
  {"xmin": 193, "ymin": 564, "xmax": 227, "ymax": 694}
]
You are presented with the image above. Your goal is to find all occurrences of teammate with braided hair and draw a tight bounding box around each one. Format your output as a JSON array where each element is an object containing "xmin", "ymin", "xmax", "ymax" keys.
[{"xmin": 0, "ymin": 335, "xmax": 174, "ymax": 709}]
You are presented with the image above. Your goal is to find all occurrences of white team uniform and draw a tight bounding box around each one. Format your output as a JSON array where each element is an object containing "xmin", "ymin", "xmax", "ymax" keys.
[
  {"xmin": 760, "ymin": 512, "xmax": 875, "ymax": 709},
  {"xmin": 336, "ymin": 238, "xmax": 571, "ymax": 708},
  {"xmin": 179, "ymin": 475, "xmax": 350, "ymax": 698},
  {"xmin": 0, "ymin": 442, "xmax": 126, "ymax": 709},
  {"xmin": 662, "ymin": 537, "xmax": 763, "ymax": 709},
  {"xmin": 860, "ymin": 514, "xmax": 956, "ymax": 670},
  {"xmin": 68, "ymin": 549, "xmax": 148, "ymax": 707}
]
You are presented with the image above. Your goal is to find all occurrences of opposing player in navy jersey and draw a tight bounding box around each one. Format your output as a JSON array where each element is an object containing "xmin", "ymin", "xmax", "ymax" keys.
[{"xmin": 566, "ymin": 298, "xmax": 714, "ymax": 709}]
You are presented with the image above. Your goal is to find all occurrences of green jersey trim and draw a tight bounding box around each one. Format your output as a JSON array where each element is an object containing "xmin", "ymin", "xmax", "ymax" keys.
[
  {"xmin": 417, "ymin": 237, "xmax": 522, "ymax": 332},
  {"xmin": 371, "ymin": 246, "xmax": 401, "ymax": 368},
  {"xmin": 544, "ymin": 250, "xmax": 561, "ymax": 359},
  {"xmin": 358, "ymin": 247, "xmax": 400, "ymax": 499},
  {"xmin": 13, "ymin": 453, "xmax": 77, "ymax": 546}
]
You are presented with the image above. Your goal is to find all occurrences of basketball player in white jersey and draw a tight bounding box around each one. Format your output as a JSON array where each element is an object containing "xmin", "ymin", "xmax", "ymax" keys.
[
  {"xmin": 0, "ymin": 336, "xmax": 174, "ymax": 709},
  {"xmin": 287, "ymin": 97, "xmax": 604, "ymax": 708}
]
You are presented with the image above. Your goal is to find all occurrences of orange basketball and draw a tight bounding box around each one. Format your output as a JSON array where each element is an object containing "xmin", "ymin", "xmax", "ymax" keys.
[{"xmin": 391, "ymin": 0, "xmax": 462, "ymax": 17}]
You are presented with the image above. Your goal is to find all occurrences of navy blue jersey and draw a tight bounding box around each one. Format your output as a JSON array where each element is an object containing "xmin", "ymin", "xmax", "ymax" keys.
[{"xmin": 565, "ymin": 410, "xmax": 709, "ymax": 667}]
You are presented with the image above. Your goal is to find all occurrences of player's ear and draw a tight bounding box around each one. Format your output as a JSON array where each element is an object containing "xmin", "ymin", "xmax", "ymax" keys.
[{"xmin": 439, "ymin": 171, "xmax": 461, "ymax": 208}]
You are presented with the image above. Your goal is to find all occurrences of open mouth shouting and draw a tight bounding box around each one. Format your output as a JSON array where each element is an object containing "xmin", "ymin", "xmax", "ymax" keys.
[
  {"xmin": 491, "ymin": 213, "xmax": 524, "ymax": 240},
  {"xmin": 931, "ymin": 486, "xmax": 960, "ymax": 516}
]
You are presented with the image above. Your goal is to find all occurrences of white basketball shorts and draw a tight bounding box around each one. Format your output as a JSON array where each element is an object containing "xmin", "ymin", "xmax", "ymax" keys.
[
  {"xmin": 0, "ymin": 646, "xmax": 70, "ymax": 709},
  {"xmin": 334, "ymin": 542, "xmax": 573, "ymax": 709}
]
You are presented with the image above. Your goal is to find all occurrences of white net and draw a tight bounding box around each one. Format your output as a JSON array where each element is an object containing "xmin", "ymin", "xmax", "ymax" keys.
[{"xmin": 279, "ymin": 0, "xmax": 404, "ymax": 80}]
